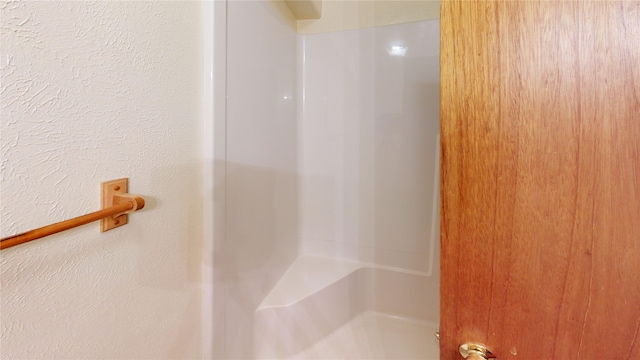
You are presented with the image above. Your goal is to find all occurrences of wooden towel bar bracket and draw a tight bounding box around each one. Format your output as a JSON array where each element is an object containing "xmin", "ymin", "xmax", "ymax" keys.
[{"xmin": 0, "ymin": 178, "xmax": 144, "ymax": 250}]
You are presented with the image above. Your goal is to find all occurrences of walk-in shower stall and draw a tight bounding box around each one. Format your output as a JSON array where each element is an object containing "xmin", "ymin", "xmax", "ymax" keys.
[{"xmin": 212, "ymin": 2, "xmax": 441, "ymax": 358}]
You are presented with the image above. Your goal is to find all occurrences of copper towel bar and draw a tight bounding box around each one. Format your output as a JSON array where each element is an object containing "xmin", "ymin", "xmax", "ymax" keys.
[{"xmin": 0, "ymin": 178, "xmax": 144, "ymax": 250}]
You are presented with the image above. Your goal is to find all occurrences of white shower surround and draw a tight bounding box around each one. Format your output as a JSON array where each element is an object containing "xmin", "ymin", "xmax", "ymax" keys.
[
  {"xmin": 298, "ymin": 20, "xmax": 441, "ymax": 273},
  {"xmin": 220, "ymin": 3, "xmax": 441, "ymax": 357},
  {"xmin": 253, "ymin": 256, "xmax": 439, "ymax": 359},
  {"xmin": 270, "ymin": 19, "xmax": 441, "ymax": 359}
]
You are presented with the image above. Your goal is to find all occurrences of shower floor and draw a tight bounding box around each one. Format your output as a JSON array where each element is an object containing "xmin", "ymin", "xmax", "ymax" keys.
[{"xmin": 291, "ymin": 312, "xmax": 440, "ymax": 359}]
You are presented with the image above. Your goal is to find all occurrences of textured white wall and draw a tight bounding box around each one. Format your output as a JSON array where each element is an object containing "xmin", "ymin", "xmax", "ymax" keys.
[
  {"xmin": 0, "ymin": 2, "xmax": 203, "ymax": 359},
  {"xmin": 296, "ymin": 0, "xmax": 440, "ymax": 34}
]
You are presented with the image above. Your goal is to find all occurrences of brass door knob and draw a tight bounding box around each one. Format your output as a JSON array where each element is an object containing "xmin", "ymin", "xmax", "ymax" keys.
[{"xmin": 459, "ymin": 343, "xmax": 495, "ymax": 359}]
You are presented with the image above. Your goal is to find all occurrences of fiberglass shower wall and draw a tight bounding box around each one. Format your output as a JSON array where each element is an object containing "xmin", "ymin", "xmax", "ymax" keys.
[
  {"xmin": 218, "ymin": 1, "xmax": 440, "ymax": 355},
  {"xmin": 299, "ymin": 20, "xmax": 441, "ymax": 274},
  {"xmin": 221, "ymin": 1, "xmax": 299, "ymax": 359}
]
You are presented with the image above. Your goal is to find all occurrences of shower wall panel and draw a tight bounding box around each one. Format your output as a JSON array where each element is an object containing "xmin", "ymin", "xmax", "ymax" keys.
[
  {"xmin": 299, "ymin": 20, "xmax": 440, "ymax": 273},
  {"xmin": 224, "ymin": 1, "xmax": 299, "ymax": 358}
]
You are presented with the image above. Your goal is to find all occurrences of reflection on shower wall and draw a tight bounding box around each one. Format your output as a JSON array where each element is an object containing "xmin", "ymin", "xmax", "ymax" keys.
[{"xmin": 299, "ymin": 20, "xmax": 440, "ymax": 273}]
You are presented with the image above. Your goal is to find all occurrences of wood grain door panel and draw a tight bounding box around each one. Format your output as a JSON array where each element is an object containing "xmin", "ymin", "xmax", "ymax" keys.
[{"xmin": 440, "ymin": 1, "xmax": 640, "ymax": 359}]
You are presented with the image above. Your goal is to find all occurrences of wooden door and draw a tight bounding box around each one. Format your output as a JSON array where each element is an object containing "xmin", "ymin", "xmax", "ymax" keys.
[{"xmin": 440, "ymin": 1, "xmax": 640, "ymax": 359}]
